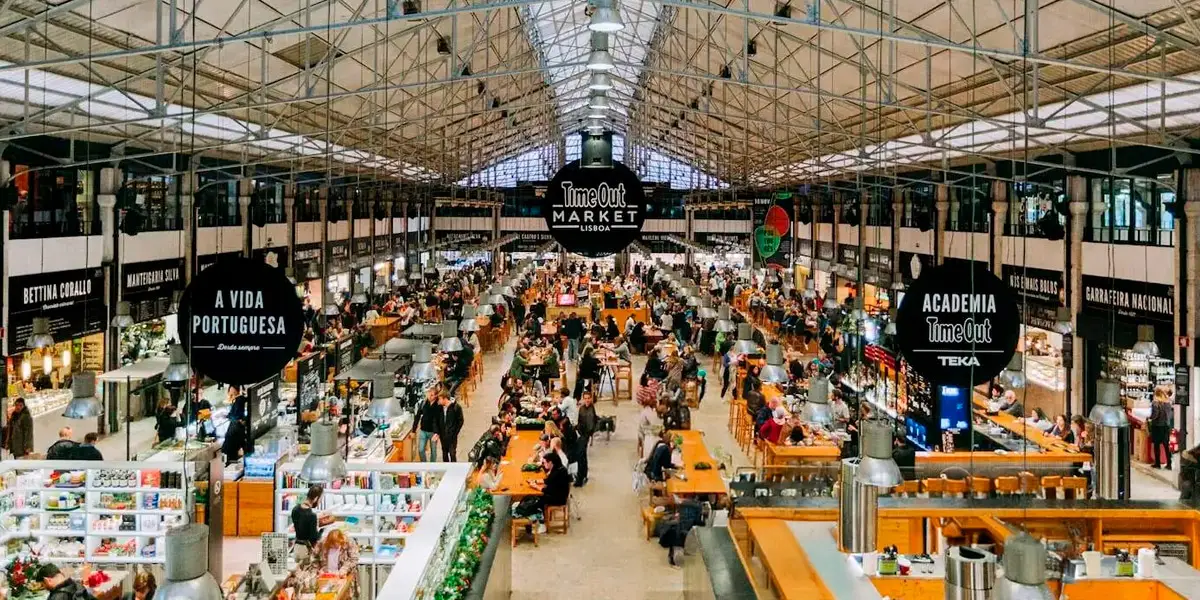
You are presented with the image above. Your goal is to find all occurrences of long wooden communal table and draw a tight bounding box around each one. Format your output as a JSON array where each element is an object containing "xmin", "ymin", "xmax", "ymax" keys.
[
  {"xmin": 490, "ymin": 432, "xmax": 544, "ymax": 498},
  {"xmin": 667, "ymin": 430, "xmax": 728, "ymax": 499}
]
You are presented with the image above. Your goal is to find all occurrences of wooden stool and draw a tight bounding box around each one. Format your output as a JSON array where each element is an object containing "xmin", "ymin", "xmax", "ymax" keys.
[
  {"xmin": 943, "ymin": 478, "xmax": 968, "ymax": 498},
  {"xmin": 642, "ymin": 506, "xmax": 665, "ymax": 539},
  {"xmin": 1017, "ymin": 471, "xmax": 1039, "ymax": 496},
  {"xmin": 994, "ymin": 476, "xmax": 1019, "ymax": 496},
  {"xmin": 614, "ymin": 365, "xmax": 634, "ymax": 404},
  {"xmin": 969, "ymin": 476, "xmax": 993, "ymax": 499},
  {"xmin": 1061, "ymin": 476, "xmax": 1088, "ymax": 499},
  {"xmin": 1041, "ymin": 476, "xmax": 1062, "ymax": 499},
  {"xmin": 545, "ymin": 504, "xmax": 570, "ymax": 534},
  {"xmin": 511, "ymin": 517, "xmax": 538, "ymax": 547},
  {"xmin": 892, "ymin": 480, "xmax": 920, "ymax": 497},
  {"xmin": 684, "ymin": 380, "xmax": 700, "ymax": 407},
  {"xmin": 922, "ymin": 478, "xmax": 946, "ymax": 498}
]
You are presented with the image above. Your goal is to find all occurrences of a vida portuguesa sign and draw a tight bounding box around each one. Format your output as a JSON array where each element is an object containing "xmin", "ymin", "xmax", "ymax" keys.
[
  {"xmin": 542, "ymin": 160, "xmax": 646, "ymax": 257},
  {"xmin": 178, "ymin": 257, "xmax": 304, "ymax": 385},
  {"xmin": 895, "ymin": 261, "xmax": 1021, "ymax": 387}
]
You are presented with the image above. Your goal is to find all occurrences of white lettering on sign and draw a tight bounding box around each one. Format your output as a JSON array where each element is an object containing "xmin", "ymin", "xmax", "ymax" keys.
[
  {"xmin": 561, "ymin": 182, "xmax": 628, "ymax": 208},
  {"xmin": 939, "ymin": 356, "xmax": 981, "ymax": 366},
  {"xmin": 921, "ymin": 293, "xmax": 997, "ymax": 314},
  {"xmin": 126, "ymin": 267, "xmax": 181, "ymax": 289},
  {"xmin": 192, "ymin": 290, "xmax": 283, "ymax": 336},
  {"xmin": 926, "ymin": 316, "xmax": 994, "ymax": 344},
  {"xmin": 1085, "ymin": 286, "xmax": 1172, "ymax": 315},
  {"xmin": 23, "ymin": 280, "xmax": 93, "ymax": 305},
  {"xmin": 1007, "ymin": 274, "xmax": 1058, "ymax": 296},
  {"xmin": 551, "ymin": 181, "xmax": 640, "ymax": 233}
]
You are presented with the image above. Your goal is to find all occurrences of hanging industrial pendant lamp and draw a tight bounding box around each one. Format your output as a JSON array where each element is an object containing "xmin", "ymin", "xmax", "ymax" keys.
[
  {"xmin": 853, "ymin": 420, "xmax": 903, "ymax": 488},
  {"xmin": 306, "ymin": 262, "xmax": 322, "ymax": 280},
  {"xmin": 587, "ymin": 32, "xmax": 615, "ymax": 71},
  {"xmin": 409, "ymin": 343, "xmax": 438, "ymax": 382},
  {"xmin": 1132, "ymin": 324, "xmax": 1159, "ymax": 357},
  {"xmin": 1052, "ymin": 306, "xmax": 1073, "ymax": 335},
  {"xmin": 439, "ymin": 320, "xmax": 464, "ymax": 352},
  {"xmin": 714, "ymin": 305, "xmax": 737, "ymax": 333},
  {"xmin": 993, "ymin": 532, "xmax": 1053, "ymax": 600},
  {"xmin": 730, "ymin": 323, "xmax": 761, "ymax": 356},
  {"xmin": 152, "ymin": 524, "xmax": 223, "ymax": 600},
  {"xmin": 27, "ymin": 317, "xmax": 54, "ymax": 350},
  {"xmin": 111, "ymin": 301, "xmax": 135, "ymax": 329},
  {"xmin": 460, "ymin": 306, "xmax": 480, "ymax": 332},
  {"xmin": 760, "ymin": 343, "xmax": 789, "ymax": 384},
  {"xmin": 588, "ymin": 72, "xmax": 614, "ymax": 91},
  {"xmin": 300, "ymin": 419, "xmax": 348, "ymax": 483},
  {"xmin": 998, "ymin": 352, "xmax": 1026, "ymax": 389},
  {"xmin": 588, "ymin": 94, "xmax": 611, "ymax": 110},
  {"xmin": 163, "ymin": 344, "xmax": 192, "ymax": 384},
  {"xmin": 697, "ymin": 297, "xmax": 718, "ymax": 320},
  {"xmin": 365, "ymin": 373, "xmax": 402, "ymax": 422},
  {"xmin": 588, "ymin": 0, "xmax": 625, "ymax": 32},
  {"xmin": 801, "ymin": 376, "xmax": 833, "ymax": 425},
  {"xmin": 62, "ymin": 371, "xmax": 102, "ymax": 419},
  {"xmin": 822, "ymin": 285, "xmax": 841, "ymax": 311}
]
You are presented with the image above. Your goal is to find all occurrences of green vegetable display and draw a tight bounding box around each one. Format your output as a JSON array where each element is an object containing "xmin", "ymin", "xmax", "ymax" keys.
[{"xmin": 434, "ymin": 488, "xmax": 495, "ymax": 600}]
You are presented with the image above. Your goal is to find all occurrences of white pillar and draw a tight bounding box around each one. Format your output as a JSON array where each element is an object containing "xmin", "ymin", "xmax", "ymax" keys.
[
  {"xmin": 891, "ymin": 189, "xmax": 904, "ymax": 285},
  {"xmin": 1181, "ymin": 169, "xmax": 1200, "ymax": 446},
  {"xmin": 991, "ymin": 180, "xmax": 1008, "ymax": 277},
  {"xmin": 1067, "ymin": 174, "xmax": 1090, "ymax": 417},
  {"xmin": 935, "ymin": 184, "xmax": 950, "ymax": 265},
  {"xmin": 98, "ymin": 168, "xmax": 121, "ymax": 263},
  {"xmin": 283, "ymin": 182, "xmax": 296, "ymax": 279},
  {"xmin": 181, "ymin": 172, "xmax": 197, "ymax": 283},
  {"xmin": 238, "ymin": 178, "xmax": 253, "ymax": 257}
]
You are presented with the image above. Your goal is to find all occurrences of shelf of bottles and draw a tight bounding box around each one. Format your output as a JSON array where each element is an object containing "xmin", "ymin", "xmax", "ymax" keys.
[{"xmin": 902, "ymin": 361, "xmax": 935, "ymax": 451}]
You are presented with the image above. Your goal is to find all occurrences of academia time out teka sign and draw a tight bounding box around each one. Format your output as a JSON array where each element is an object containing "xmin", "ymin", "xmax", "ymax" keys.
[
  {"xmin": 895, "ymin": 261, "xmax": 1020, "ymax": 387},
  {"xmin": 178, "ymin": 257, "xmax": 304, "ymax": 385},
  {"xmin": 542, "ymin": 160, "xmax": 646, "ymax": 258}
]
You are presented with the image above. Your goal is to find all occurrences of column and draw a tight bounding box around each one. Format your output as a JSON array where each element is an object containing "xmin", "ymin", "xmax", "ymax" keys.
[
  {"xmin": 368, "ymin": 194, "xmax": 377, "ymax": 298},
  {"xmin": 858, "ymin": 189, "xmax": 868, "ymax": 286},
  {"xmin": 685, "ymin": 206, "xmax": 695, "ymax": 267},
  {"xmin": 427, "ymin": 199, "xmax": 437, "ymax": 266},
  {"xmin": 238, "ymin": 178, "xmax": 253, "ymax": 258},
  {"xmin": 97, "ymin": 167, "xmax": 121, "ymax": 435},
  {"xmin": 383, "ymin": 195, "xmax": 394, "ymax": 290},
  {"xmin": 284, "ymin": 182, "xmax": 296, "ymax": 280},
  {"xmin": 346, "ymin": 194, "xmax": 356, "ymax": 295},
  {"xmin": 401, "ymin": 199, "xmax": 410, "ymax": 276},
  {"xmin": 891, "ymin": 187, "xmax": 904, "ymax": 285},
  {"xmin": 318, "ymin": 186, "xmax": 329, "ymax": 313},
  {"xmin": 935, "ymin": 183, "xmax": 950, "ymax": 265},
  {"xmin": 1066, "ymin": 174, "xmax": 1089, "ymax": 417},
  {"xmin": 180, "ymin": 172, "xmax": 197, "ymax": 284},
  {"xmin": 1180, "ymin": 169, "xmax": 1200, "ymax": 446},
  {"xmin": 991, "ymin": 180, "xmax": 1009, "ymax": 277},
  {"xmin": 492, "ymin": 204, "xmax": 501, "ymax": 276}
]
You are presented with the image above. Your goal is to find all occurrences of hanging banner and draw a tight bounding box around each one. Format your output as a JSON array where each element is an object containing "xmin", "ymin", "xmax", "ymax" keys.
[
  {"xmin": 326, "ymin": 240, "xmax": 350, "ymax": 274},
  {"xmin": 293, "ymin": 243, "xmax": 322, "ymax": 280},
  {"xmin": 122, "ymin": 258, "xmax": 184, "ymax": 324},
  {"xmin": 178, "ymin": 257, "xmax": 304, "ymax": 385},
  {"xmin": 895, "ymin": 261, "xmax": 1021, "ymax": 386},
  {"xmin": 751, "ymin": 196, "xmax": 792, "ymax": 270},
  {"xmin": 542, "ymin": 160, "xmax": 646, "ymax": 258},
  {"xmin": 352, "ymin": 238, "xmax": 372, "ymax": 268},
  {"xmin": 6, "ymin": 268, "xmax": 106, "ymax": 354}
]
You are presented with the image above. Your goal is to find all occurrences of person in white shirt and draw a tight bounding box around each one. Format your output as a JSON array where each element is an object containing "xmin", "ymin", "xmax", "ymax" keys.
[
  {"xmin": 625, "ymin": 315, "xmax": 636, "ymax": 335},
  {"xmin": 363, "ymin": 307, "xmax": 380, "ymax": 326},
  {"xmin": 557, "ymin": 389, "xmax": 579, "ymax": 424}
]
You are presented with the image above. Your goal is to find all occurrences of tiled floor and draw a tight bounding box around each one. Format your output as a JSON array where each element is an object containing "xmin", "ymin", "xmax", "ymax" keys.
[{"xmin": 208, "ymin": 334, "xmax": 1182, "ymax": 599}]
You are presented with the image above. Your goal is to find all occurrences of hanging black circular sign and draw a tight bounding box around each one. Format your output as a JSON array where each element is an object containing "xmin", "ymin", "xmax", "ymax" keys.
[
  {"xmin": 895, "ymin": 261, "xmax": 1020, "ymax": 387},
  {"xmin": 542, "ymin": 160, "xmax": 645, "ymax": 258},
  {"xmin": 178, "ymin": 257, "xmax": 304, "ymax": 385}
]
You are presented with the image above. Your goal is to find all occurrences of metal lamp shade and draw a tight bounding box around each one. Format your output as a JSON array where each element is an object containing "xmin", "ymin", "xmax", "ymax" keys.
[
  {"xmin": 488, "ymin": 291, "xmax": 507, "ymax": 305},
  {"xmin": 63, "ymin": 371, "xmax": 102, "ymax": 419},
  {"xmin": 1052, "ymin": 307, "xmax": 1073, "ymax": 335},
  {"xmin": 822, "ymin": 290, "xmax": 841, "ymax": 311},
  {"xmin": 459, "ymin": 310, "xmax": 480, "ymax": 333},
  {"xmin": 854, "ymin": 420, "xmax": 903, "ymax": 488},
  {"xmin": 351, "ymin": 288, "xmax": 368, "ymax": 305},
  {"xmin": 477, "ymin": 303, "xmax": 495, "ymax": 317},
  {"xmin": 1090, "ymin": 378, "xmax": 1129, "ymax": 428},
  {"xmin": 731, "ymin": 323, "xmax": 761, "ymax": 355},
  {"xmin": 324, "ymin": 303, "xmax": 341, "ymax": 316},
  {"xmin": 697, "ymin": 298, "xmax": 718, "ymax": 319},
  {"xmin": 153, "ymin": 524, "xmax": 223, "ymax": 600},
  {"xmin": 164, "ymin": 344, "xmax": 192, "ymax": 383},
  {"xmin": 587, "ymin": 48, "xmax": 615, "ymax": 71},
  {"xmin": 760, "ymin": 344, "xmax": 789, "ymax": 384},
  {"xmin": 801, "ymin": 376, "xmax": 833, "ymax": 425},
  {"xmin": 588, "ymin": 0, "xmax": 625, "ymax": 32},
  {"xmin": 408, "ymin": 270, "xmax": 424, "ymax": 281},
  {"xmin": 27, "ymin": 317, "xmax": 54, "ymax": 349},
  {"xmin": 300, "ymin": 420, "xmax": 348, "ymax": 483},
  {"xmin": 1132, "ymin": 324, "xmax": 1159, "ymax": 357},
  {"xmin": 588, "ymin": 72, "xmax": 614, "ymax": 91},
  {"xmin": 306, "ymin": 263, "xmax": 322, "ymax": 280},
  {"xmin": 410, "ymin": 343, "xmax": 437, "ymax": 381},
  {"xmin": 366, "ymin": 374, "xmax": 402, "ymax": 421},
  {"xmin": 993, "ymin": 532, "xmax": 1053, "ymax": 600},
  {"xmin": 439, "ymin": 321, "xmax": 464, "ymax": 352}
]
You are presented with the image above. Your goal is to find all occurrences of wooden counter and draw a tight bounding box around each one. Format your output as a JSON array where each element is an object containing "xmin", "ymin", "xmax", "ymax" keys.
[
  {"xmin": 386, "ymin": 432, "xmax": 416, "ymax": 462},
  {"xmin": 972, "ymin": 396, "xmax": 1076, "ymax": 453},
  {"xmin": 914, "ymin": 450, "xmax": 1090, "ymax": 465},
  {"xmin": 368, "ymin": 316, "xmax": 401, "ymax": 347},
  {"xmin": 237, "ymin": 479, "xmax": 275, "ymax": 537},
  {"xmin": 491, "ymin": 432, "xmax": 544, "ymax": 498},
  {"xmin": 762, "ymin": 443, "xmax": 842, "ymax": 467},
  {"xmin": 743, "ymin": 518, "xmax": 833, "ymax": 600},
  {"xmin": 870, "ymin": 576, "xmax": 1191, "ymax": 600},
  {"xmin": 600, "ymin": 307, "xmax": 650, "ymax": 326},
  {"xmin": 667, "ymin": 430, "xmax": 727, "ymax": 498}
]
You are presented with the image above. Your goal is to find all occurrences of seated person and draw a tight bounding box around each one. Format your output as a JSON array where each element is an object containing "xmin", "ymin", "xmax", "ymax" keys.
[
  {"xmin": 758, "ymin": 407, "xmax": 787, "ymax": 444},
  {"xmin": 644, "ymin": 431, "xmax": 678, "ymax": 482},
  {"xmin": 529, "ymin": 453, "xmax": 571, "ymax": 509},
  {"xmin": 782, "ymin": 416, "xmax": 807, "ymax": 446}
]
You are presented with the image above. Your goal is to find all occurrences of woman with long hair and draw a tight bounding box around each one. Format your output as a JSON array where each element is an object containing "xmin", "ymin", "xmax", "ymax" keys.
[{"xmin": 317, "ymin": 528, "xmax": 360, "ymax": 577}]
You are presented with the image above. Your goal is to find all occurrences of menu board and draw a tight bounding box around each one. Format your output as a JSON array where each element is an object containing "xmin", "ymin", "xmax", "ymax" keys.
[
  {"xmin": 249, "ymin": 375, "xmax": 280, "ymax": 437},
  {"xmin": 294, "ymin": 352, "xmax": 323, "ymax": 425},
  {"xmin": 337, "ymin": 337, "xmax": 356, "ymax": 373}
]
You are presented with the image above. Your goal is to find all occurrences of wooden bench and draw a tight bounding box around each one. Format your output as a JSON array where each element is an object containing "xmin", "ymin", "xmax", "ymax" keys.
[{"xmin": 511, "ymin": 517, "xmax": 538, "ymax": 547}]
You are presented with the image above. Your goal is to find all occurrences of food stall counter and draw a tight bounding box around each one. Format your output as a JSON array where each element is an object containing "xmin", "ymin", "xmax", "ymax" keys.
[{"xmin": 972, "ymin": 395, "xmax": 1075, "ymax": 452}]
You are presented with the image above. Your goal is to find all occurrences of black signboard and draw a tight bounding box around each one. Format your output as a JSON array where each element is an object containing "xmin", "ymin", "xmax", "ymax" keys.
[
  {"xmin": 198, "ymin": 252, "xmax": 243, "ymax": 273},
  {"xmin": 293, "ymin": 243, "xmax": 322, "ymax": 279},
  {"xmin": 253, "ymin": 246, "xmax": 288, "ymax": 270},
  {"xmin": 866, "ymin": 249, "xmax": 892, "ymax": 282},
  {"xmin": 899, "ymin": 251, "xmax": 935, "ymax": 285},
  {"xmin": 1002, "ymin": 264, "xmax": 1064, "ymax": 306},
  {"xmin": 440, "ymin": 231, "xmax": 489, "ymax": 250},
  {"xmin": 1176, "ymin": 364, "xmax": 1190, "ymax": 406},
  {"xmin": 326, "ymin": 240, "xmax": 350, "ymax": 274},
  {"xmin": 542, "ymin": 160, "xmax": 646, "ymax": 257},
  {"xmin": 838, "ymin": 244, "xmax": 860, "ymax": 267},
  {"xmin": 336, "ymin": 336, "xmax": 356, "ymax": 374},
  {"xmin": 249, "ymin": 375, "xmax": 280, "ymax": 437},
  {"xmin": 1082, "ymin": 275, "xmax": 1173, "ymax": 322},
  {"xmin": 178, "ymin": 257, "xmax": 304, "ymax": 385},
  {"xmin": 895, "ymin": 261, "xmax": 1021, "ymax": 387},
  {"xmin": 373, "ymin": 235, "xmax": 391, "ymax": 257},
  {"xmin": 798, "ymin": 239, "xmax": 813, "ymax": 257},
  {"xmin": 504, "ymin": 232, "xmax": 552, "ymax": 253},
  {"xmin": 352, "ymin": 238, "xmax": 372, "ymax": 268},
  {"xmin": 816, "ymin": 241, "xmax": 835, "ymax": 262},
  {"xmin": 392, "ymin": 233, "xmax": 405, "ymax": 258},
  {"xmin": 7, "ymin": 268, "xmax": 106, "ymax": 353},
  {"xmin": 294, "ymin": 352, "xmax": 323, "ymax": 425},
  {"xmin": 751, "ymin": 196, "xmax": 792, "ymax": 271},
  {"xmin": 640, "ymin": 234, "xmax": 677, "ymax": 254},
  {"xmin": 122, "ymin": 258, "xmax": 184, "ymax": 324}
]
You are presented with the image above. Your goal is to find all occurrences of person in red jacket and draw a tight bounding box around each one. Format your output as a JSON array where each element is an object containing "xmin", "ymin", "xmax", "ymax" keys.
[{"xmin": 758, "ymin": 407, "xmax": 787, "ymax": 444}]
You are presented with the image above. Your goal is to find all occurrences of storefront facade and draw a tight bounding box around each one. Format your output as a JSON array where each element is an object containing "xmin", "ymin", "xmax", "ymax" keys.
[{"xmin": 1002, "ymin": 264, "xmax": 1067, "ymax": 418}]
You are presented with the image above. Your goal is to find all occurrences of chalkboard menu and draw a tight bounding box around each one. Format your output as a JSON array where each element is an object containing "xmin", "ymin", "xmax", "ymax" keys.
[
  {"xmin": 294, "ymin": 353, "xmax": 323, "ymax": 425},
  {"xmin": 249, "ymin": 375, "xmax": 280, "ymax": 437},
  {"xmin": 336, "ymin": 337, "xmax": 356, "ymax": 373}
]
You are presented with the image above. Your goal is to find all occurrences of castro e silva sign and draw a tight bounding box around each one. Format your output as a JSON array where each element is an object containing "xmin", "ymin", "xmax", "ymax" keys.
[
  {"xmin": 178, "ymin": 257, "xmax": 304, "ymax": 385},
  {"xmin": 542, "ymin": 160, "xmax": 646, "ymax": 257},
  {"xmin": 895, "ymin": 261, "xmax": 1020, "ymax": 386}
]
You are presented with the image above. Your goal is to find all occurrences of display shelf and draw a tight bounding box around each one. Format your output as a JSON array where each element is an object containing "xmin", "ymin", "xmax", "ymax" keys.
[
  {"xmin": 274, "ymin": 460, "xmax": 470, "ymax": 589},
  {"xmin": 0, "ymin": 461, "xmax": 195, "ymax": 566}
]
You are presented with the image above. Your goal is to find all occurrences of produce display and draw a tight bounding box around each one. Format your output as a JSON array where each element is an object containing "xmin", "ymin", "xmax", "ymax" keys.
[{"xmin": 433, "ymin": 489, "xmax": 495, "ymax": 600}]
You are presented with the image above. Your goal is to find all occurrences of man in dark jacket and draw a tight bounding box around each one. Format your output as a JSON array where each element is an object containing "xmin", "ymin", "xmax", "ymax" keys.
[
  {"xmin": 412, "ymin": 394, "xmax": 444, "ymax": 462},
  {"xmin": 46, "ymin": 428, "xmax": 78, "ymax": 460},
  {"xmin": 38, "ymin": 564, "xmax": 95, "ymax": 600},
  {"xmin": 440, "ymin": 394, "xmax": 465, "ymax": 462},
  {"xmin": 564, "ymin": 312, "xmax": 584, "ymax": 360},
  {"xmin": 446, "ymin": 341, "xmax": 474, "ymax": 396},
  {"xmin": 575, "ymin": 392, "xmax": 598, "ymax": 487},
  {"xmin": 75, "ymin": 433, "xmax": 103, "ymax": 461},
  {"xmin": 7, "ymin": 398, "xmax": 34, "ymax": 458}
]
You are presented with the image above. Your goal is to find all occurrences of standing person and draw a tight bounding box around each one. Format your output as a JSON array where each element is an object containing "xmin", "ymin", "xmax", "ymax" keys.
[
  {"xmin": 575, "ymin": 391, "xmax": 597, "ymax": 487},
  {"xmin": 227, "ymin": 385, "xmax": 253, "ymax": 459},
  {"xmin": 440, "ymin": 393, "xmax": 465, "ymax": 462},
  {"xmin": 7, "ymin": 398, "xmax": 34, "ymax": 458},
  {"xmin": 155, "ymin": 398, "xmax": 181, "ymax": 443},
  {"xmin": 575, "ymin": 347, "xmax": 600, "ymax": 399},
  {"xmin": 564, "ymin": 312, "xmax": 583, "ymax": 361},
  {"xmin": 291, "ymin": 485, "xmax": 323, "ymax": 561},
  {"xmin": 412, "ymin": 393, "xmax": 443, "ymax": 462},
  {"xmin": 46, "ymin": 427, "xmax": 78, "ymax": 460},
  {"xmin": 1150, "ymin": 397, "xmax": 1174, "ymax": 469}
]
